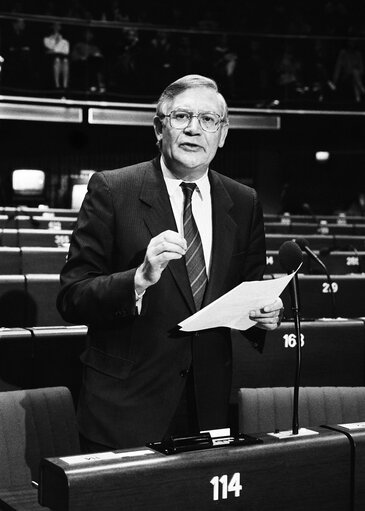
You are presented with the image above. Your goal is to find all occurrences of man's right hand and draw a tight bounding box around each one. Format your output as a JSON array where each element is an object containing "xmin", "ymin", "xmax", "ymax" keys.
[{"xmin": 134, "ymin": 230, "xmax": 187, "ymax": 294}]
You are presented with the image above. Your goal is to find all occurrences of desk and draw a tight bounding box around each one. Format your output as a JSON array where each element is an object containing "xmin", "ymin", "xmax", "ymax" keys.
[
  {"xmin": 38, "ymin": 428, "xmax": 352, "ymax": 511},
  {"xmin": 232, "ymin": 319, "xmax": 365, "ymax": 395}
]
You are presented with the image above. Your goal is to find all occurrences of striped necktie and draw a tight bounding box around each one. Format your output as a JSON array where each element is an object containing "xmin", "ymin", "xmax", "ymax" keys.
[{"xmin": 180, "ymin": 182, "xmax": 207, "ymax": 310}]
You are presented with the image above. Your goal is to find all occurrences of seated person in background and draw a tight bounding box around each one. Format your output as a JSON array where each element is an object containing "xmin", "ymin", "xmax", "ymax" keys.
[
  {"xmin": 71, "ymin": 28, "xmax": 106, "ymax": 93},
  {"xmin": 346, "ymin": 191, "xmax": 365, "ymax": 216},
  {"xmin": 57, "ymin": 74, "xmax": 283, "ymax": 452},
  {"xmin": 43, "ymin": 22, "xmax": 70, "ymax": 90},
  {"xmin": 333, "ymin": 39, "xmax": 365, "ymax": 103}
]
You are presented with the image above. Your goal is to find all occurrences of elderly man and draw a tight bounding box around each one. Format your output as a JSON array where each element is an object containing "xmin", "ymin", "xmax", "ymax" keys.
[{"xmin": 57, "ymin": 74, "xmax": 282, "ymax": 452}]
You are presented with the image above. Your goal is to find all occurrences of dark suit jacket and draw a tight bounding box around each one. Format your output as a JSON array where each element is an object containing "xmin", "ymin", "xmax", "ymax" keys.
[{"xmin": 57, "ymin": 158, "xmax": 266, "ymax": 448}]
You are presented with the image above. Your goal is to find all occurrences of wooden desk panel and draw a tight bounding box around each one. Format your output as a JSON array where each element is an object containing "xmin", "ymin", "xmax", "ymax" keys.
[{"xmin": 39, "ymin": 429, "xmax": 351, "ymax": 511}]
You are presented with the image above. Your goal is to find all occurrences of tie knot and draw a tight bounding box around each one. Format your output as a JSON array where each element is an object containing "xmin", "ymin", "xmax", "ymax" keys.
[{"xmin": 180, "ymin": 182, "xmax": 197, "ymax": 202}]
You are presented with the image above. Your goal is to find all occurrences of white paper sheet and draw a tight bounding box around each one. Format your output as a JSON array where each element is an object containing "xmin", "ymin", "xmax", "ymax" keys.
[{"xmin": 178, "ymin": 272, "xmax": 296, "ymax": 332}]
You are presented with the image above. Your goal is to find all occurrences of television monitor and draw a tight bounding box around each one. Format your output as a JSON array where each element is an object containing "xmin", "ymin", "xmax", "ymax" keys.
[{"xmin": 12, "ymin": 169, "xmax": 45, "ymax": 196}]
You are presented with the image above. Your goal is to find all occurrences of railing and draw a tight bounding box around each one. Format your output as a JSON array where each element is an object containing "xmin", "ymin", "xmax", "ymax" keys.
[{"xmin": 1, "ymin": 11, "xmax": 365, "ymax": 109}]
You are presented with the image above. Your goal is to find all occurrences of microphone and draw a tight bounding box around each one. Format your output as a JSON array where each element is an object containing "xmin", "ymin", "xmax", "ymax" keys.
[
  {"xmin": 279, "ymin": 240, "xmax": 303, "ymax": 312},
  {"xmin": 295, "ymin": 237, "xmax": 337, "ymax": 318},
  {"xmin": 278, "ymin": 240, "xmax": 303, "ymax": 273},
  {"xmin": 279, "ymin": 241, "xmax": 303, "ymax": 435}
]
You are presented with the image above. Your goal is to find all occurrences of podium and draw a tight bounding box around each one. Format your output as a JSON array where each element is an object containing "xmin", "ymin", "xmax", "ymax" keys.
[{"xmin": 37, "ymin": 428, "xmax": 353, "ymax": 511}]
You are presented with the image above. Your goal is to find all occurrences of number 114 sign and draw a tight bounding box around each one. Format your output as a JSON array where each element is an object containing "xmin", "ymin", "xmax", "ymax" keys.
[{"xmin": 210, "ymin": 472, "xmax": 243, "ymax": 501}]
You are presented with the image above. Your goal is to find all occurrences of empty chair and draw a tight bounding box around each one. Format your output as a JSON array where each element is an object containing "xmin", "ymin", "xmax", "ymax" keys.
[
  {"xmin": 0, "ymin": 386, "xmax": 80, "ymax": 489},
  {"xmin": 231, "ymin": 320, "xmax": 365, "ymax": 395},
  {"xmin": 0, "ymin": 229, "xmax": 72, "ymax": 247},
  {"xmin": 0, "ymin": 247, "xmax": 22, "ymax": 274},
  {"xmin": 0, "ymin": 275, "xmax": 27, "ymax": 327},
  {"xmin": 22, "ymin": 247, "xmax": 68, "ymax": 274},
  {"xmin": 266, "ymin": 233, "xmax": 365, "ymax": 251},
  {"xmin": 0, "ymin": 327, "xmax": 33, "ymax": 390},
  {"xmin": 26, "ymin": 274, "xmax": 69, "ymax": 326},
  {"xmin": 0, "ymin": 274, "xmax": 69, "ymax": 327},
  {"xmin": 280, "ymin": 274, "xmax": 365, "ymax": 319},
  {"xmin": 238, "ymin": 386, "xmax": 365, "ymax": 434}
]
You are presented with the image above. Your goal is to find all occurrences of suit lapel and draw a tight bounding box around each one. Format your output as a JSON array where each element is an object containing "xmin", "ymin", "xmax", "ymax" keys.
[
  {"xmin": 139, "ymin": 159, "xmax": 195, "ymax": 313},
  {"xmin": 203, "ymin": 171, "xmax": 237, "ymax": 306}
]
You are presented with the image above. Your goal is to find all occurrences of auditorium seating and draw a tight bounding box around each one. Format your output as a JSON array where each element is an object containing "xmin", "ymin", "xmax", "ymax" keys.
[
  {"xmin": 266, "ymin": 249, "xmax": 364, "ymax": 275},
  {"xmin": 231, "ymin": 320, "xmax": 365, "ymax": 399},
  {"xmin": 0, "ymin": 325, "xmax": 86, "ymax": 399},
  {"xmin": 265, "ymin": 233, "xmax": 365, "ymax": 251},
  {"xmin": 0, "ymin": 228, "xmax": 72, "ymax": 247},
  {"xmin": 265, "ymin": 221, "xmax": 365, "ymax": 236},
  {"xmin": 0, "ymin": 206, "xmax": 79, "ymax": 218},
  {"xmin": 0, "ymin": 328, "xmax": 32, "ymax": 391},
  {"xmin": 0, "ymin": 386, "xmax": 80, "ymax": 488},
  {"xmin": 0, "ymin": 215, "xmax": 77, "ymax": 230},
  {"xmin": 0, "ymin": 247, "xmax": 68, "ymax": 274},
  {"xmin": 0, "ymin": 274, "xmax": 68, "ymax": 327},
  {"xmin": 264, "ymin": 214, "xmax": 365, "ymax": 224},
  {"xmin": 22, "ymin": 247, "xmax": 68, "ymax": 273},
  {"xmin": 237, "ymin": 386, "xmax": 365, "ymax": 434},
  {"xmin": 0, "ymin": 206, "xmax": 364, "ymax": 426},
  {"xmin": 279, "ymin": 274, "xmax": 365, "ymax": 319}
]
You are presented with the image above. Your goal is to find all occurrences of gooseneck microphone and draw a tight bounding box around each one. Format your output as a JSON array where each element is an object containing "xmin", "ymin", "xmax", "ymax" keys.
[
  {"xmin": 279, "ymin": 241, "xmax": 303, "ymax": 435},
  {"xmin": 295, "ymin": 237, "xmax": 337, "ymax": 318}
]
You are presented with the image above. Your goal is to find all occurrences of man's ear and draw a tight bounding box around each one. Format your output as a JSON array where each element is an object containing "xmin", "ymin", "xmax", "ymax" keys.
[
  {"xmin": 153, "ymin": 115, "xmax": 163, "ymax": 142},
  {"xmin": 218, "ymin": 123, "xmax": 229, "ymax": 148}
]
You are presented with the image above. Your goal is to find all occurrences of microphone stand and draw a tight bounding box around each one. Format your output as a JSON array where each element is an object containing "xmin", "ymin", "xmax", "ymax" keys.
[{"xmin": 290, "ymin": 272, "xmax": 302, "ymax": 435}]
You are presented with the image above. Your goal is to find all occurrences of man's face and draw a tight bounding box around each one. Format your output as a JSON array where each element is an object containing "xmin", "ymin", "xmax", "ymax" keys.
[{"xmin": 154, "ymin": 87, "xmax": 228, "ymax": 179}]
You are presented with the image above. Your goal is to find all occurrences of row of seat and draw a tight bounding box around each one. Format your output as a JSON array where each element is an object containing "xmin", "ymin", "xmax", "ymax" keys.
[
  {"xmin": 266, "ymin": 249, "xmax": 364, "ymax": 275},
  {"xmin": 265, "ymin": 213, "xmax": 365, "ymax": 224},
  {"xmin": 3, "ymin": 271, "xmax": 365, "ymax": 326},
  {"xmin": 0, "ymin": 274, "xmax": 67, "ymax": 327},
  {"xmin": 0, "ymin": 272, "xmax": 364, "ymax": 329},
  {"xmin": 0, "ymin": 247, "xmax": 363, "ymax": 278},
  {"xmin": 0, "ymin": 207, "xmax": 79, "ymax": 218},
  {"xmin": 277, "ymin": 273, "xmax": 365, "ymax": 319},
  {"xmin": 2, "ymin": 384, "xmax": 365, "ymax": 509},
  {"xmin": 0, "ymin": 228, "xmax": 72, "ymax": 247},
  {"xmin": 3, "ymin": 217, "xmax": 365, "ymax": 236},
  {"xmin": 0, "ymin": 247, "xmax": 67, "ymax": 274},
  {"xmin": 2, "ymin": 208, "xmax": 364, "ymax": 224},
  {"xmin": 1, "ymin": 320, "xmax": 364, "ymax": 404},
  {"xmin": 265, "ymin": 222, "xmax": 365, "ymax": 235},
  {"xmin": 1, "ymin": 229, "xmax": 365, "ymax": 257},
  {"xmin": 266, "ymin": 233, "xmax": 365, "ymax": 251},
  {"xmin": 0, "ymin": 214, "xmax": 77, "ymax": 230},
  {"xmin": 231, "ymin": 319, "xmax": 365, "ymax": 399},
  {"xmin": 0, "ymin": 325, "xmax": 86, "ymax": 402}
]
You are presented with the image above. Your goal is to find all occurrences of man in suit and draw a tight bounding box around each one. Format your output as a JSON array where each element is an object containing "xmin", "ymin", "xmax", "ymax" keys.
[{"xmin": 57, "ymin": 74, "xmax": 283, "ymax": 451}]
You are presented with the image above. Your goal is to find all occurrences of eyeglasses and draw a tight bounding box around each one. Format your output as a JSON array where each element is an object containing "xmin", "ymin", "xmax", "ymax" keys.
[{"xmin": 159, "ymin": 110, "xmax": 225, "ymax": 133}]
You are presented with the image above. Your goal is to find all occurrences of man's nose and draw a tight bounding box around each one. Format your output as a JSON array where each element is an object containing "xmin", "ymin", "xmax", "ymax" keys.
[{"xmin": 184, "ymin": 115, "xmax": 202, "ymax": 133}]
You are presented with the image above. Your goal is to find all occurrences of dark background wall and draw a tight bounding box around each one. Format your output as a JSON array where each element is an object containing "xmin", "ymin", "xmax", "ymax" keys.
[{"xmin": 0, "ymin": 112, "xmax": 364, "ymax": 214}]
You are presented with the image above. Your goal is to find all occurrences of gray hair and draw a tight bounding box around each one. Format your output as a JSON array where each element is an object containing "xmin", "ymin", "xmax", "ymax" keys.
[{"xmin": 156, "ymin": 74, "xmax": 229, "ymax": 123}]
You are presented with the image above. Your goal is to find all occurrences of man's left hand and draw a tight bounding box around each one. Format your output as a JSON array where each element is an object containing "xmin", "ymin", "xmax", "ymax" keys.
[{"xmin": 249, "ymin": 298, "xmax": 284, "ymax": 331}]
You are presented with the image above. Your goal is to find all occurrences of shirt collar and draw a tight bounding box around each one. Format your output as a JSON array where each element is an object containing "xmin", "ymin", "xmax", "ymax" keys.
[{"xmin": 160, "ymin": 156, "xmax": 210, "ymax": 200}]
